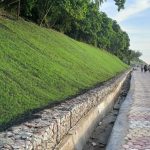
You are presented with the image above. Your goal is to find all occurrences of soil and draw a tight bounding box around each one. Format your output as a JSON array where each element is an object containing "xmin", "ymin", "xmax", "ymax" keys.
[{"xmin": 83, "ymin": 73, "xmax": 131, "ymax": 150}]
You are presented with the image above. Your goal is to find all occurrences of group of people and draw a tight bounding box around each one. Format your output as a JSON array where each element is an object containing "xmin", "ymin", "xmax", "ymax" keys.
[{"xmin": 141, "ymin": 64, "xmax": 150, "ymax": 72}]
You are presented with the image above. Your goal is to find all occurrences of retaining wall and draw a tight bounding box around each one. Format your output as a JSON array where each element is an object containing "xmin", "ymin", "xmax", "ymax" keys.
[{"xmin": 0, "ymin": 71, "xmax": 130, "ymax": 150}]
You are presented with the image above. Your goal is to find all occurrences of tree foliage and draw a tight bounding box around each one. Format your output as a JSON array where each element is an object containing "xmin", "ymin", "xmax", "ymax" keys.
[
  {"xmin": 96, "ymin": 0, "xmax": 126, "ymax": 10},
  {"xmin": 0, "ymin": 0, "xmax": 141, "ymax": 64}
]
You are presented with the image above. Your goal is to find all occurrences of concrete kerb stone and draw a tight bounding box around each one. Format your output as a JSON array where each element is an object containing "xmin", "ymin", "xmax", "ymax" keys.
[
  {"xmin": 106, "ymin": 71, "xmax": 134, "ymax": 150},
  {"xmin": 0, "ymin": 70, "xmax": 130, "ymax": 150}
]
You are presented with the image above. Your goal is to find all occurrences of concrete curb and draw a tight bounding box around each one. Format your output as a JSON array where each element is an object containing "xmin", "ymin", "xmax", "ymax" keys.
[{"xmin": 106, "ymin": 72, "xmax": 134, "ymax": 150}]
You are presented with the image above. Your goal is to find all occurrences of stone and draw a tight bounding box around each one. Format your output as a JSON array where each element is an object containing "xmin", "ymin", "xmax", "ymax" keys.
[
  {"xmin": 21, "ymin": 133, "xmax": 31, "ymax": 140},
  {"xmin": 122, "ymin": 144, "xmax": 130, "ymax": 149},
  {"xmin": 91, "ymin": 142, "xmax": 97, "ymax": 146},
  {"xmin": 99, "ymin": 122, "xmax": 102, "ymax": 126},
  {"xmin": 6, "ymin": 132, "xmax": 13, "ymax": 138}
]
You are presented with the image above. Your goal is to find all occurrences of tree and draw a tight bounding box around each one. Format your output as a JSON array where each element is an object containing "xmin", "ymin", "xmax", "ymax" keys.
[
  {"xmin": 66, "ymin": 2, "xmax": 131, "ymax": 64},
  {"xmin": 0, "ymin": 0, "xmax": 20, "ymax": 19},
  {"xmin": 1, "ymin": 0, "xmax": 136, "ymax": 65},
  {"xmin": 68, "ymin": 3, "xmax": 102, "ymax": 45},
  {"xmin": 32, "ymin": 0, "xmax": 89, "ymax": 29},
  {"xmin": 127, "ymin": 50, "xmax": 142, "ymax": 65},
  {"xmin": 20, "ymin": 0, "xmax": 37, "ymax": 17},
  {"xmin": 95, "ymin": 0, "xmax": 126, "ymax": 10}
]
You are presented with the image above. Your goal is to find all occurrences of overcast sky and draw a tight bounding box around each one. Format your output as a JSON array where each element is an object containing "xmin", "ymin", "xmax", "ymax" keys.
[{"xmin": 100, "ymin": 0, "xmax": 150, "ymax": 64}]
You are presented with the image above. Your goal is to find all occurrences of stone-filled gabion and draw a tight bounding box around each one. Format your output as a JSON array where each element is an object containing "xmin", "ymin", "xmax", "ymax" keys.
[{"xmin": 0, "ymin": 72, "xmax": 127, "ymax": 150}]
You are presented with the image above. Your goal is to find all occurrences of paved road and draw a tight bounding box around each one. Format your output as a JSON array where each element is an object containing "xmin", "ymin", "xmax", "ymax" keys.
[{"xmin": 107, "ymin": 70, "xmax": 150, "ymax": 150}]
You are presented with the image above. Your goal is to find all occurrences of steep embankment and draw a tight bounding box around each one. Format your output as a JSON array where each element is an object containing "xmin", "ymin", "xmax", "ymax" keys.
[{"xmin": 0, "ymin": 17, "xmax": 128, "ymax": 127}]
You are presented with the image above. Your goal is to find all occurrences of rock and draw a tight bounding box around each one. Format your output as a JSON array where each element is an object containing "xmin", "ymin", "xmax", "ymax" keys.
[
  {"xmin": 113, "ymin": 103, "xmax": 120, "ymax": 110},
  {"xmin": 6, "ymin": 132, "xmax": 13, "ymax": 138},
  {"xmin": 99, "ymin": 143, "xmax": 105, "ymax": 148},
  {"xmin": 3, "ymin": 144, "xmax": 12, "ymax": 149},
  {"xmin": 91, "ymin": 142, "xmax": 97, "ymax": 146},
  {"xmin": 99, "ymin": 122, "xmax": 102, "ymax": 126},
  {"xmin": 113, "ymin": 111, "xmax": 118, "ymax": 116},
  {"xmin": 21, "ymin": 133, "xmax": 31, "ymax": 140}
]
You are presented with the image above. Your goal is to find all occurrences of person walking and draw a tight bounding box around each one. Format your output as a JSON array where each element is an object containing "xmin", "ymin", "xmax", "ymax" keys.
[
  {"xmin": 148, "ymin": 65, "xmax": 150, "ymax": 72},
  {"xmin": 141, "ymin": 64, "xmax": 144, "ymax": 72},
  {"xmin": 144, "ymin": 64, "xmax": 148, "ymax": 72}
]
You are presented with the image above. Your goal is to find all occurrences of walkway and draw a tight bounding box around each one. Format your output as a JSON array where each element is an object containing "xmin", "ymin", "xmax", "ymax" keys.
[{"xmin": 107, "ymin": 70, "xmax": 150, "ymax": 150}]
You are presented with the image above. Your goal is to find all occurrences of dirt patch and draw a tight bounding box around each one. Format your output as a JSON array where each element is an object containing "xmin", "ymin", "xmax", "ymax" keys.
[{"xmin": 83, "ymin": 73, "xmax": 131, "ymax": 150}]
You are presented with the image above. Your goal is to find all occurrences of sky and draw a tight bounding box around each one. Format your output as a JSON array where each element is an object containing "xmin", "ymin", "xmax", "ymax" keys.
[{"xmin": 100, "ymin": 0, "xmax": 150, "ymax": 64}]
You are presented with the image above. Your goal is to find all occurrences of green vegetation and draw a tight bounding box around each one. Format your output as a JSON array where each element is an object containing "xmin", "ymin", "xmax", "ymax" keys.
[
  {"xmin": 1, "ymin": 0, "xmax": 134, "ymax": 64},
  {"xmin": 0, "ymin": 18, "xmax": 128, "ymax": 127},
  {"xmin": 1, "ymin": 1, "xmax": 142, "ymax": 64}
]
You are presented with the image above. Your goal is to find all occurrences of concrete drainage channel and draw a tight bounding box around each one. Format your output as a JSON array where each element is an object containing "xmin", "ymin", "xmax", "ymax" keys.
[
  {"xmin": 83, "ymin": 73, "xmax": 131, "ymax": 150},
  {"xmin": 0, "ymin": 71, "xmax": 131, "ymax": 150},
  {"xmin": 56, "ymin": 71, "xmax": 131, "ymax": 150}
]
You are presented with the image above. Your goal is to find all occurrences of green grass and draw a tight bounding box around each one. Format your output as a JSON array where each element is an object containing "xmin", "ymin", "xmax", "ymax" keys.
[{"xmin": 0, "ymin": 17, "xmax": 128, "ymax": 127}]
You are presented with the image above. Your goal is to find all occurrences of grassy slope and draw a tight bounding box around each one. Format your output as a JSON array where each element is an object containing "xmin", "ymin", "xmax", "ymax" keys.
[{"xmin": 0, "ymin": 17, "xmax": 128, "ymax": 126}]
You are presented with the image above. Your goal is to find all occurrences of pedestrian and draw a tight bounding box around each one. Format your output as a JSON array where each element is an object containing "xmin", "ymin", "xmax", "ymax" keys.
[
  {"xmin": 144, "ymin": 64, "xmax": 148, "ymax": 72},
  {"xmin": 148, "ymin": 65, "xmax": 150, "ymax": 72},
  {"xmin": 141, "ymin": 64, "xmax": 144, "ymax": 72}
]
